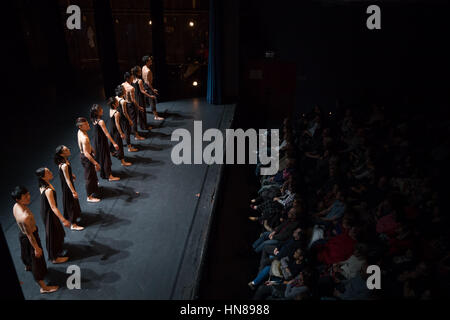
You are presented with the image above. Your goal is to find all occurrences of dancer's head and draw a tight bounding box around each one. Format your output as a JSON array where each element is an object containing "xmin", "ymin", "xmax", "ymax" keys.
[
  {"xmin": 76, "ymin": 117, "xmax": 90, "ymax": 131},
  {"xmin": 107, "ymin": 97, "xmax": 118, "ymax": 110},
  {"xmin": 35, "ymin": 167, "xmax": 52, "ymax": 187},
  {"xmin": 115, "ymin": 85, "xmax": 125, "ymax": 98},
  {"xmin": 54, "ymin": 145, "xmax": 70, "ymax": 165},
  {"xmin": 143, "ymin": 55, "xmax": 152, "ymax": 66},
  {"xmin": 11, "ymin": 186, "xmax": 30, "ymax": 205},
  {"xmin": 90, "ymin": 104, "xmax": 103, "ymax": 122},
  {"xmin": 124, "ymin": 72, "xmax": 132, "ymax": 83},
  {"xmin": 131, "ymin": 66, "xmax": 142, "ymax": 78}
]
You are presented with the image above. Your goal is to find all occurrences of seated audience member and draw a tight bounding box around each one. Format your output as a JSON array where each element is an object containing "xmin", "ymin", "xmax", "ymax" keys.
[
  {"xmin": 252, "ymin": 208, "xmax": 299, "ymax": 253},
  {"xmin": 249, "ymin": 247, "xmax": 306, "ymax": 289},
  {"xmin": 332, "ymin": 263, "xmax": 372, "ymax": 300},
  {"xmin": 259, "ymin": 227, "xmax": 304, "ymax": 270},
  {"xmin": 245, "ymin": 101, "xmax": 449, "ymax": 300},
  {"xmin": 313, "ymin": 191, "xmax": 347, "ymax": 227},
  {"xmin": 315, "ymin": 226, "xmax": 359, "ymax": 265}
]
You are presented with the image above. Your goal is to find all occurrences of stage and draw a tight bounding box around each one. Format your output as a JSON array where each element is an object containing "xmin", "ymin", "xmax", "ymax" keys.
[{"xmin": 1, "ymin": 98, "xmax": 235, "ymax": 300}]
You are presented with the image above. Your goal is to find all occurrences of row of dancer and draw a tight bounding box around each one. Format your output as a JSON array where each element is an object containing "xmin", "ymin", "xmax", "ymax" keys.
[
  {"xmin": 78, "ymin": 55, "xmax": 164, "ymax": 201},
  {"xmin": 11, "ymin": 55, "xmax": 163, "ymax": 294}
]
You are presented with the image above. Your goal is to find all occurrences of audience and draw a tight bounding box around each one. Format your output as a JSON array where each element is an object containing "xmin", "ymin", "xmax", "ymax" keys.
[{"xmin": 246, "ymin": 101, "xmax": 449, "ymax": 299}]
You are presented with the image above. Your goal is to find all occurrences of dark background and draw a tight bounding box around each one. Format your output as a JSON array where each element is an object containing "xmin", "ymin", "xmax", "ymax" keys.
[
  {"xmin": 238, "ymin": 0, "xmax": 449, "ymax": 128},
  {"xmin": 2, "ymin": 0, "xmax": 449, "ymax": 300}
]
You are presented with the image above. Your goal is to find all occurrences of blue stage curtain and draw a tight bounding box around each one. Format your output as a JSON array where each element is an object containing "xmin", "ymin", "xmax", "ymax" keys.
[{"xmin": 207, "ymin": 0, "xmax": 223, "ymax": 104}]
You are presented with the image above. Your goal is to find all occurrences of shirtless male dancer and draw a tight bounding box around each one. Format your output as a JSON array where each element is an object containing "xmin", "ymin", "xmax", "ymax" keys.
[
  {"xmin": 142, "ymin": 55, "xmax": 164, "ymax": 121},
  {"xmin": 115, "ymin": 85, "xmax": 138, "ymax": 153},
  {"xmin": 11, "ymin": 186, "xmax": 59, "ymax": 294},
  {"xmin": 77, "ymin": 117, "xmax": 101, "ymax": 202},
  {"xmin": 122, "ymin": 72, "xmax": 145, "ymax": 141}
]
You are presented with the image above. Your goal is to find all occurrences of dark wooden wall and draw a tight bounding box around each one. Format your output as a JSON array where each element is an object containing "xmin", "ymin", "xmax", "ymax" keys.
[
  {"xmin": 58, "ymin": 0, "xmax": 100, "ymax": 73},
  {"xmin": 110, "ymin": 0, "xmax": 153, "ymax": 72},
  {"xmin": 163, "ymin": 11, "xmax": 208, "ymax": 64},
  {"xmin": 14, "ymin": 0, "xmax": 211, "ymax": 100},
  {"xmin": 54, "ymin": 0, "xmax": 209, "ymax": 73}
]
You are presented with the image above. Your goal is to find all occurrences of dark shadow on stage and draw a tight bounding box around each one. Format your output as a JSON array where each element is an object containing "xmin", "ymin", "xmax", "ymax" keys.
[
  {"xmin": 154, "ymin": 120, "xmax": 188, "ymax": 129},
  {"xmin": 147, "ymin": 131, "xmax": 171, "ymax": 139},
  {"xmin": 78, "ymin": 211, "xmax": 103, "ymax": 228},
  {"xmin": 63, "ymin": 238, "xmax": 132, "ymax": 263},
  {"xmin": 45, "ymin": 267, "xmax": 121, "ymax": 290},
  {"xmin": 135, "ymin": 143, "xmax": 172, "ymax": 151},
  {"xmin": 79, "ymin": 268, "xmax": 122, "ymax": 289},
  {"xmin": 80, "ymin": 268, "xmax": 122, "ymax": 288},
  {"xmin": 158, "ymin": 111, "xmax": 195, "ymax": 120},
  {"xmin": 99, "ymin": 185, "xmax": 149, "ymax": 201},
  {"xmin": 80, "ymin": 211, "xmax": 131, "ymax": 230},
  {"xmin": 128, "ymin": 156, "xmax": 165, "ymax": 166}
]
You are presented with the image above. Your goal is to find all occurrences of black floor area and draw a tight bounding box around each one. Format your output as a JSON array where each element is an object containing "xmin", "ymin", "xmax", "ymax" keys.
[
  {"xmin": 198, "ymin": 163, "xmax": 261, "ymax": 299},
  {"xmin": 198, "ymin": 102, "xmax": 270, "ymax": 299}
]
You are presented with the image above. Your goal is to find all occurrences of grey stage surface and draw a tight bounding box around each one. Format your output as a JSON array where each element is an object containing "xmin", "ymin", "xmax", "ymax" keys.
[{"xmin": 1, "ymin": 98, "xmax": 235, "ymax": 300}]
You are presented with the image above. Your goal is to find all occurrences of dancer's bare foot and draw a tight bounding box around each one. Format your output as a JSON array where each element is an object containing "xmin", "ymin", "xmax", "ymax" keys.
[
  {"xmin": 128, "ymin": 147, "xmax": 138, "ymax": 152},
  {"xmin": 121, "ymin": 160, "xmax": 132, "ymax": 167},
  {"xmin": 71, "ymin": 224, "xmax": 84, "ymax": 231},
  {"xmin": 52, "ymin": 256, "xmax": 69, "ymax": 264},
  {"xmin": 248, "ymin": 216, "xmax": 258, "ymax": 221},
  {"xmin": 135, "ymin": 135, "xmax": 145, "ymax": 141},
  {"xmin": 87, "ymin": 196, "xmax": 101, "ymax": 203},
  {"xmin": 154, "ymin": 116, "xmax": 164, "ymax": 121},
  {"xmin": 40, "ymin": 285, "xmax": 59, "ymax": 294},
  {"xmin": 108, "ymin": 175, "xmax": 120, "ymax": 182}
]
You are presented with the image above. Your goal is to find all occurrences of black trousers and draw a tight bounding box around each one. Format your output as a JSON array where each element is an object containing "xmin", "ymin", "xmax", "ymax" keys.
[
  {"xmin": 127, "ymin": 103, "xmax": 139, "ymax": 135},
  {"xmin": 80, "ymin": 154, "xmax": 99, "ymax": 197},
  {"xmin": 19, "ymin": 229, "xmax": 47, "ymax": 281},
  {"xmin": 143, "ymin": 83, "xmax": 157, "ymax": 113}
]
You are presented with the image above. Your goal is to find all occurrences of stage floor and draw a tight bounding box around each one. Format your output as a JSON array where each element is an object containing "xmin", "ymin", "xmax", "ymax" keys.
[{"xmin": 1, "ymin": 98, "xmax": 235, "ymax": 300}]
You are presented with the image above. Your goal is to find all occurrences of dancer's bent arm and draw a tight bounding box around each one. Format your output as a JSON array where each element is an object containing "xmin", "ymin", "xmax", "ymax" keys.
[
  {"xmin": 139, "ymin": 79, "xmax": 155, "ymax": 99},
  {"xmin": 81, "ymin": 137, "xmax": 100, "ymax": 171},
  {"xmin": 22, "ymin": 217, "xmax": 42, "ymax": 257}
]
